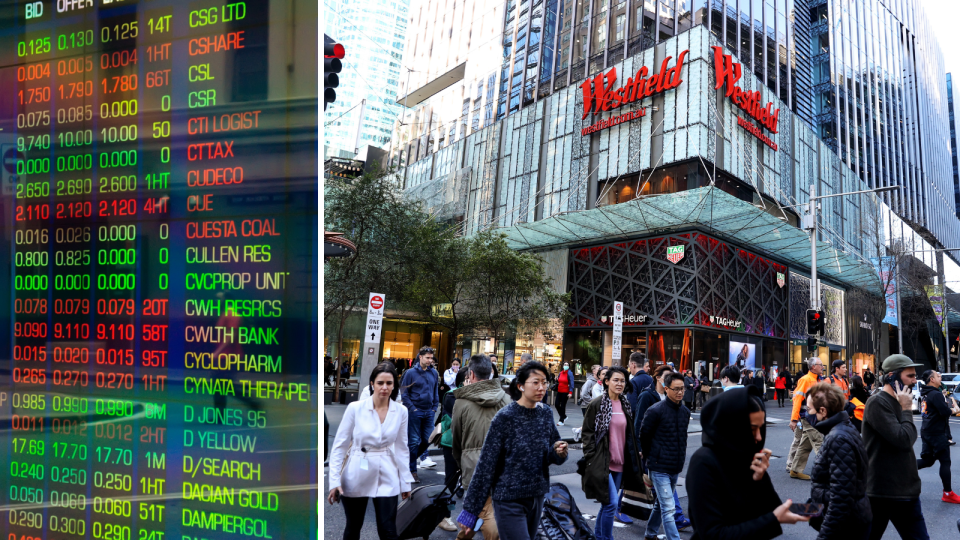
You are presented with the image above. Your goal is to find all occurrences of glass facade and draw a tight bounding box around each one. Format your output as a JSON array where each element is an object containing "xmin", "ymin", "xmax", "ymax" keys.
[
  {"xmin": 324, "ymin": 0, "xmax": 410, "ymax": 158},
  {"xmin": 949, "ymin": 73, "xmax": 960, "ymax": 219},
  {"xmin": 393, "ymin": 0, "xmax": 957, "ymax": 252},
  {"xmin": 808, "ymin": 0, "xmax": 954, "ymax": 251}
]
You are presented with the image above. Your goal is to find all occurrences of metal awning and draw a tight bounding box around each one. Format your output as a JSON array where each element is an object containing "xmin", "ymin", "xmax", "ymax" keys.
[
  {"xmin": 396, "ymin": 63, "xmax": 466, "ymax": 107},
  {"xmin": 497, "ymin": 186, "xmax": 881, "ymax": 293}
]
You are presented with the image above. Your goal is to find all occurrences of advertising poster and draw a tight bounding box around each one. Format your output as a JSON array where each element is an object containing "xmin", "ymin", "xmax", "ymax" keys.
[
  {"xmin": 925, "ymin": 285, "xmax": 947, "ymax": 339},
  {"xmin": 729, "ymin": 341, "xmax": 757, "ymax": 370},
  {"xmin": 871, "ymin": 257, "xmax": 899, "ymax": 325}
]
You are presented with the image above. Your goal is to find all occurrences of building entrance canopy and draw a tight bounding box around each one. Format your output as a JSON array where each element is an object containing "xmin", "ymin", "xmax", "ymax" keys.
[{"xmin": 499, "ymin": 186, "xmax": 880, "ymax": 293}]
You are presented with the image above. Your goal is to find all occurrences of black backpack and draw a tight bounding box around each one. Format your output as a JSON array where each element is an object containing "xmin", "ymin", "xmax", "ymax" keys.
[{"xmin": 536, "ymin": 483, "xmax": 597, "ymax": 540}]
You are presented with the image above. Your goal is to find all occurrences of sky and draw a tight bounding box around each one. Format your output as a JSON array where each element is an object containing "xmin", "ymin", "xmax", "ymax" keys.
[{"xmin": 927, "ymin": 0, "xmax": 960, "ymax": 79}]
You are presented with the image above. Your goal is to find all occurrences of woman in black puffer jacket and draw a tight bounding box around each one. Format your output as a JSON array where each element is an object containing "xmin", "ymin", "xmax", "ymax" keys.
[{"xmin": 805, "ymin": 382, "xmax": 872, "ymax": 540}]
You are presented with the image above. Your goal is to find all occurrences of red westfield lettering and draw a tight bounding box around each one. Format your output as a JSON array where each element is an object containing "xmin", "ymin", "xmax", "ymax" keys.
[
  {"xmin": 712, "ymin": 46, "xmax": 780, "ymax": 134},
  {"xmin": 580, "ymin": 50, "xmax": 688, "ymax": 120}
]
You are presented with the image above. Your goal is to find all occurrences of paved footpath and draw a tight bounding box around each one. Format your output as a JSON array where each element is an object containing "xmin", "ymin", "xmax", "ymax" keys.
[{"xmin": 323, "ymin": 399, "xmax": 953, "ymax": 540}]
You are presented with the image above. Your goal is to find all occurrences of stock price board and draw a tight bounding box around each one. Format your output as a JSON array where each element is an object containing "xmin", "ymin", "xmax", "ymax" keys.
[{"xmin": 2, "ymin": 0, "xmax": 319, "ymax": 538}]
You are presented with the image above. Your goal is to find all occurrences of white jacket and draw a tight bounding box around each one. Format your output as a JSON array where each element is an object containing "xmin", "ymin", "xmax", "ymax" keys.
[
  {"xmin": 443, "ymin": 368, "xmax": 459, "ymax": 387},
  {"xmin": 328, "ymin": 398, "xmax": 415, "ymax": 497}
]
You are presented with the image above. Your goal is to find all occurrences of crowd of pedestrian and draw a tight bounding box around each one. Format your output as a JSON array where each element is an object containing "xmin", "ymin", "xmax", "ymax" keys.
[{"xmin": 328, "ymin": 349, "xmax": 957, "ymax": 540}]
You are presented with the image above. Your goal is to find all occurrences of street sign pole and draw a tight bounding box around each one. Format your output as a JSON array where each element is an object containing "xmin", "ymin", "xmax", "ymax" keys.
[
  {"xmin": 358, "ymin": 293, "xmax": 386, "ymax": 390},
  {"xmin": 612, "ymin": 301, "xmax": 623, "ymax": 365},
  {"xmin": 807, "ymin": 184, "xmax": 820, "ymax": 365}
]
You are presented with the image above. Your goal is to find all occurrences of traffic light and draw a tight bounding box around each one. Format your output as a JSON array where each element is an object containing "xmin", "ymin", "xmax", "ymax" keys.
[
  {"xmin": 807, "ymin": 337, "xmax": 818, "ymax": 351},
  {"xmin": 806, "ymin": 309, "xmax": 824, "ymax": 335},
  {"xmin": 324, "ymin": 35, "xmax": 345, "ymax": 110}
]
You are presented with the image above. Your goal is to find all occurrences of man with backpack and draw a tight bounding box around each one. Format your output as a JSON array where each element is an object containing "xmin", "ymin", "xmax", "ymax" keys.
[{"xmin": 452, "ymin": 354, "xmax": 511, "ymax": 540}]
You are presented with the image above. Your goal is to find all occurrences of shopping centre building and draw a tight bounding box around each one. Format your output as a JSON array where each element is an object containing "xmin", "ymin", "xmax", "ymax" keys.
[
  {"xmin": 379, "ymin": 21, "xmax": 960, "ymax": 379},
  {"xmin": 331, "ymin": 0, "xmax": 960, "ymax": 381}
]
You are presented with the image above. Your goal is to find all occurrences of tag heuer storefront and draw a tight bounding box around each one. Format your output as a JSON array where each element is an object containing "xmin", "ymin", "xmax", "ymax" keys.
[{"xmin": 561, "ymin": 231, "xmax": 794, "ymax": 380}]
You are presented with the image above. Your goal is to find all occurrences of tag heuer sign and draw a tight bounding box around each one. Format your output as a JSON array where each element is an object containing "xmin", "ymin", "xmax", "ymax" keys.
[
  {"xmin": 667, "ymin": 245, "xmax": 685, "ymax": 264},
  {"xmin": 777, "ymin": 272, "xmax": 785, "ymax": 288}
]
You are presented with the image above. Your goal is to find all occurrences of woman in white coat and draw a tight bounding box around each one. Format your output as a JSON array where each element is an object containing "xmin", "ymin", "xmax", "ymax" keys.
[{"xmin": 329, "ymin": 362, "xmax": 414, "ymax": 540}]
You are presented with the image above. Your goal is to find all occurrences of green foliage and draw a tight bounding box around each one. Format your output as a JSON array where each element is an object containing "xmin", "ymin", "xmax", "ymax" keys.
[
  {"xmin": 403, "ymin": 231, "xmax": 570, "ymax": 353},
  {"xmin": 324, "ymin": 168, "xmax": 455, "ymax": 321},
  {"xmin": 324, "ymin": 168, "xmax": 570, "ymax": 361}
]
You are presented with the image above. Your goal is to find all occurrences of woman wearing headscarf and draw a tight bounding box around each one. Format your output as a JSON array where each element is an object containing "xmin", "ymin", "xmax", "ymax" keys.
[
  {"xmin": 580, "ymin": 366, "xmax": 644, "ymax": 540},
  {"xmin": 805, "ymin": 383, "xmax": 872, "ymax": 540},
  {"xmin": 687, "ymin": 386, "xmax": 808, "ymax": 540}
]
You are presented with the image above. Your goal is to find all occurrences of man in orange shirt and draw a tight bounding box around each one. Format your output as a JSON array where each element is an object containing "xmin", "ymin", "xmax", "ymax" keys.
[
  {"xmin": 786, "ymin": 358, "xmax": 824, "ymax": 479},
  {"xmin": 828, "ymin": 360, "xmax": 850, "ymax": 400}
]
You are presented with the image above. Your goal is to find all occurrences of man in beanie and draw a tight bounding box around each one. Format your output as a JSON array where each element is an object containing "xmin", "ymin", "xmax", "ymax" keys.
[
  {"xmin": 917, "ymin": 370, "xmax": 960, "ymax": 504},
  {"xmin": 863, "ymin": 354, "xmax": 930, "ymax": 539}
]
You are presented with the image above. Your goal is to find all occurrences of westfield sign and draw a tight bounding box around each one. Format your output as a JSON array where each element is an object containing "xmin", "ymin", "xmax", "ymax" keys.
[
  {"xmin": 579, "ymin": 50, "xmax": 689, "ymax": 135},
  {"xmin": 711, "ymin": 46, "xmax": 780, "ymax": 138}
]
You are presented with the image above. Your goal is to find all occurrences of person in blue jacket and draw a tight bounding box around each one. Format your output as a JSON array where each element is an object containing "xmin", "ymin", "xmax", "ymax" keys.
[{"xmin": 400, "ymin": 346, "xmax": 440, "ymax": 483}]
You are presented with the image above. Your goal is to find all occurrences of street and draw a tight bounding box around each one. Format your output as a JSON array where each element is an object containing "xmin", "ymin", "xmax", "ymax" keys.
[{"xmin": 322, "ymin": 399, "xmax": 960, "ymax": 540}]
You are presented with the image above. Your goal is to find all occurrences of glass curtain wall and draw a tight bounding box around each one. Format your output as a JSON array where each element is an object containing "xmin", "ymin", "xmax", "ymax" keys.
[{"xmin": 519, "ymin": 0, "xmax": 809, "ymax": 126}]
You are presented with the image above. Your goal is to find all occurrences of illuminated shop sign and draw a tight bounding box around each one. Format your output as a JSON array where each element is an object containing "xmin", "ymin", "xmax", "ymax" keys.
[
  {"xmin": 709, "ymin": 315, "xmax": 744, "ymax": 329},
  {"xmin": 579, "ymin": 50, "xmax": 689, "ymax": 135},
  {"xmin": 711, "ymin": 46, "xmax": 780, "ymax": 151}
]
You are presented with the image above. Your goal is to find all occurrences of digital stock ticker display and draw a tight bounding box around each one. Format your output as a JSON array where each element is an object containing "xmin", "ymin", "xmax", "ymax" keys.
[{"xmin": 0, "ymin": 0, "xmax": 320, "ymax": 538}]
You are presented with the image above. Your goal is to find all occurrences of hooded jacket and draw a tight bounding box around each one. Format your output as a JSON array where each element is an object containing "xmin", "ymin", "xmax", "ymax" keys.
[
  {"xmin": 451, "ymin": 378, "xmax": 511, "ymax": 487},
  {"xmin": 580, "ymin": 374, "xmax": 598, "ymax": 407},
  {"xmin": 400, "ymin": 362, "xmax": 439, "ymax": 412},
  {"xmin": 625, "ymin": 371, "xmax": 653, "ymax": 412},
  {"xmin": 580, "ymin": 394, "xmax": 644, "ymax": 504},
  {"xmin": 809, "ymin": 411, "xmax": 871, "ymax": 540},
  {"xmin": 919, "ymin": 383, "xmax": 952, "ymax": 456},
  {"xmin": 687, "ymin": 386, "xmax": 783, "ymax": 540}
]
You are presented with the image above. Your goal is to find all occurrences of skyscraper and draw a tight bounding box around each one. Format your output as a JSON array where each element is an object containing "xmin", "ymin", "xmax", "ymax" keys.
[
  {"xmin": 949, "ymin": 73, "xmax": 960, "ymax": 219},
  {"xmin": 392, "ymin": 0, "xmax": 957, "ymax": 249},
  {"xmin": 809, "ymin": 0, "xmax": 953, "ymax": 249},
  {"xmin": 324, "ymin": 0, "xmax": 410, "ymax": 158}
]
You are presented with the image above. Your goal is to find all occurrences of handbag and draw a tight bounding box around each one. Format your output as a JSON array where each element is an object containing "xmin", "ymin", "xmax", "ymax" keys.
[
  {"xmin": 620, "ymin": 474, "xmax": 655, "ymax": 520},
  {"xmin": 428, "ymin": 422, "xmax": 443, "ymax": 446},
  {"xmin": 700, "ymin": 384, "xmax": 711, "ymax": 393}
]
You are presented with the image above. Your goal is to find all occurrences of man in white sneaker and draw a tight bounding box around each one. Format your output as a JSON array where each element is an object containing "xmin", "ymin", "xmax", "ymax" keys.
[{"xmin": 400, "ymin": 346, "xmax": 440, "ymax": 482}]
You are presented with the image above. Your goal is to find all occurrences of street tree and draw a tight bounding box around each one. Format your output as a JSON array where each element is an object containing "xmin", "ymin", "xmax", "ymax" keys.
[
  {"xmin": 471, "ymin": 231, "xmax": 571, "ymax": 360},
  {"xmin": 404, "ymin": 231, "xmax": 570, "ymax": 367},
  {"xmin": 324, "ymin": 166, "xmax": 456, "ymax": 396}
]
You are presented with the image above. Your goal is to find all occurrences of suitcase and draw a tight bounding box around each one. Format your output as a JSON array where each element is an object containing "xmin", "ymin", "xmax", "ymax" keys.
[{"xmin": 396, "ymin": 478, "xmax": 459, "ymax": 540}]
